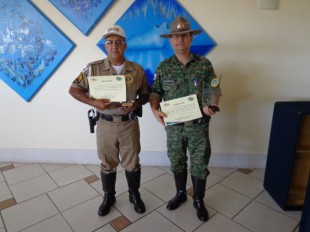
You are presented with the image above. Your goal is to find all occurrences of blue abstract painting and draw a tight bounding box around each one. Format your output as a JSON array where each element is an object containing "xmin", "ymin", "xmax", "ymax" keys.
[
  {"xmin": 49, "ymin": 0, "xmax": 114, "ymax": 35},
  {"xmin": 0, "ymin": 0, "xmax": 75, "ymax": 102},
  {"xmin": 97, "ymin": 0, "xmax": 216, "ymax": 85}
]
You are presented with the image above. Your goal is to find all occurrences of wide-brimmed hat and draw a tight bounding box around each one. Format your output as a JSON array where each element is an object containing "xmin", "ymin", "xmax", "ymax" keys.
[
  {"xmin": 102, "ymin": 25, "xmax": 126, "ymax": 39},
  {"xmin": 160, "ymin": 16, "xmax": 202, "ymax": 38}
]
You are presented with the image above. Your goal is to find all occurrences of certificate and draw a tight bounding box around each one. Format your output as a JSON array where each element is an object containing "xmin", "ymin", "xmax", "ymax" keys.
[
  {"xmin": 88, "ymin": 75, "xmax": 126, "ymax": 102},
  {"xmin": 160, "ymin": 94, "xmax": 202, "ymax": 126}
]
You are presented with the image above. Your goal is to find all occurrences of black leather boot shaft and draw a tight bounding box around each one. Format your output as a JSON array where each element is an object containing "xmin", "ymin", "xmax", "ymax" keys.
[
  {"xmin": 167, "ymin": 170, "xmax": 188, "ymax": 210},
  {"xmin": 98, "ymin": 172, "xmax": 116, "ymax": 216},
  {"xmin": 191, "ymin": 175, "xmax": 209, "ymax": 221},
  {"xmin": 126, "ymin": 169, "xmax": 146, "ymax": 214}
]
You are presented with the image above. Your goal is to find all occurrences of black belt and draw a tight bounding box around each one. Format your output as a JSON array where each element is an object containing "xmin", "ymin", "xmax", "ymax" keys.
[
  {"xmin": 99, "ymin": 113, "xmax": 136, "ymax": 122},
  {"xmin": 177, "ymin": 116, "xmax": 210, "ymax": 126}
]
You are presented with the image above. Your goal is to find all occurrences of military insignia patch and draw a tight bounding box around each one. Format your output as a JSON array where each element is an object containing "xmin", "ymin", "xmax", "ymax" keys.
[
  {"xmin": 125, "ymin": 74, "xmax": 134, "ymax": 86},
  {"xmin": 75, "ymin": 73, "xmax": 83, "ymax": 83},
  {"xmin": 211, "ymin": 77, "xmax": 219, "ymax": 87}
]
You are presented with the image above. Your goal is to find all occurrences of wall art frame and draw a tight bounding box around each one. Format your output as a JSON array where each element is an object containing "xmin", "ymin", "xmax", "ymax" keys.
[
  {"xmin": 0, "ymin": 0, "xmax": 75, "ymax": 102},
  {"xmin": 49, "ymin": 0, "xmax": 114, "ymax": 36}
]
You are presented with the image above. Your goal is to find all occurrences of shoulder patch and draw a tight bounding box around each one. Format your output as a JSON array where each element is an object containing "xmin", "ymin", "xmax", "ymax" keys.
[{"xmin": 75, "ymin": 73, "xmax": 83, "ymax": 83}]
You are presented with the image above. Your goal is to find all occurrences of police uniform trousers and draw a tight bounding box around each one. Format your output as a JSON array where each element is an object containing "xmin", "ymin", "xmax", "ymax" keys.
[
  {"xmin": 165, "ymin": 121, "xmax": 211, "ymax": 179},
  {"xmin": 96, "ymin": 117, "xmax": 141, "ymax": 173}
]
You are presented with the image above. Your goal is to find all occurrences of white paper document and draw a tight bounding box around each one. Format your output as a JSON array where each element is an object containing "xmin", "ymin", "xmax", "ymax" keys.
[
  {"xmin": 88, "ymin": 75, "xmax": 126, "ymax": 102},
  {"xmin": 160, "ymin": 94, "xmax": 202, "ymax": 126}
]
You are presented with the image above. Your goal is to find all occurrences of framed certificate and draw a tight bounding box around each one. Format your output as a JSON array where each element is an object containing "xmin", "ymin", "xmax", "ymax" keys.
[
  {"xmin": 88, "ymin": 75, "xmax": 126, "ymax": 102},
  {"xmin": 160, "ymin": 94, "xmax": 202, "ymax": 126}
]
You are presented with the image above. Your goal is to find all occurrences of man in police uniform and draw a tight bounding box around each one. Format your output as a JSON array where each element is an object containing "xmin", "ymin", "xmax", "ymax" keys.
[
  {"xmin": 69, "ymin": 25, "xmax": 149, "ymax": 216},
  {"xmin": 149, "ymin": 16, "xmax": 221, "ymax": 222}
]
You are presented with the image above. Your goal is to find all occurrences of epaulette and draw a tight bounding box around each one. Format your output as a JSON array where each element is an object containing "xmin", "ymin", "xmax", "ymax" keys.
[{"xmin": 87, "ymin": 59, "xmax": 105, "ymax": 66}]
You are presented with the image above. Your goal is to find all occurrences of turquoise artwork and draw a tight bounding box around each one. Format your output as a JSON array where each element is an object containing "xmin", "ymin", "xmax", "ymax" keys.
[
  {"xmin": 49, "ymin": 0, "xmax": 114, "ymax": 35},
  {"xmin": 0, "ymin": 0, "xmax": 75, "ymax": 101},
  {"xmin": 97, "ymin": 0, "xmax": 216, "ymax": 85}
]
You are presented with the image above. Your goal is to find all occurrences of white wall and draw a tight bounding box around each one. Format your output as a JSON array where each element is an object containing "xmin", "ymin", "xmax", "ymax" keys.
[{"xmin": 1, "ymin": 0, "xmax": 309, "ymax": 168}]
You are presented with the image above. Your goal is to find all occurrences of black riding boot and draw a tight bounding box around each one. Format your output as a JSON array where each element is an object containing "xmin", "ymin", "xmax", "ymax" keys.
[
  {"xmin": 98, "ymin": 172, "xmax": 116, "ymax": 216},
  {"xmin": 192, "ymin": 175, "xmax": 209, "ymax": 221},
  {"xmin": 125, "ymin": 169, "xmax": 146, "ymax": 214},
  {"xmin": 167, "ymin": 170, "xmax": 187, "ymax": 210}
]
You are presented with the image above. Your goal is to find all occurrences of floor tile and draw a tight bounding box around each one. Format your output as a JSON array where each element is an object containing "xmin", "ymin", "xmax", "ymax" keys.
[
  {"xmin": 220, "ymin": 171, "xmax": 264, "ymax": 198},
  {"xmin": 2, "ymin": 164, "xmax": 46, "ymax": 185},
  {"xmin": 120, "ymin": 211, "xmax": 183, "ymax": 232},
  {"xmin": 140, "ymin": 166, "xmax": 166, "ymax": 184},
  {"xmin": 49, "ymin": 164, "xmax": 93, "ymax": 187},
  {"xmin": 0, "ymin": 164, "xmax": 14, "ymax": 172},
  {"xmin": 91, "ymin": 172, "xmax": 128, "ymax": 197},
  {"xmin": 157, "ymin": 166, "xmax": 173, "ymax": 175},
  {"xmin": 94, "ymin": 224, "xmax": 117, "ymax": 232},
  {"xmin": 110, "ymin": 215, "xmax": 131, "ymax": 231},
  {"xmin": 1, "ymin": 195, "xmax": 59, "ymax": 232},
  {"xmin": 62, "ymin": 196, "xmax": 121, "ymax": 232},
  {"xmin": 255, "ymin": 191, "xmax": 302, "ymax": 221},
  {"xmin": 205, "ymin": 184, "xmax": 251, "ymax": 218},
  {"xmin": 114, "ymin": 187, "xmax": 164, "ymax": 222},
  {"xmin": 249, "ymin": 168, "xmax": 265, "ymax": 181},
  {"xmin": 206, "ymin": 172, "xmax": 223, "ymax": 189},
  {"xmin": 0, "ymin": 198, "xmax": 17, "ymax": 211},
  {"xmin": 12, "ymin": 162, "xmax": 32, "ymax": 168},
  {"xmin": 0, "ymin": 172, "xmax": 4, "ymax": 183},
  {"xmin": 157, "ymin": 198, "xmax": 216, "ymax": 232},
  {"xmin": 40, "ymin": 163, "xmax": 71, "ymax": 172},
  {"xmin": 142, "ymin": 173, "xmax": 185, "ymax": 202},
  {"xmin": 0, "ymin": 216, "xmax": 3, "ymax": 229},
  {"xmin": 209, "ymin": 167, "xmax": 236, "ymax": 178},
  {"xmin": 0, "ymin": 162, "xmax": 11, "ymax": 168},
  {"xmin": 48, "ymin": 180, "xmax": 99, "ymax": 212},
  {"xmin": 234, "ymin": 201, "xmax": 299, "ymax": 232},
  {"xmin": 20, "ymin": 214, "xmax": 73, "ymax": 232},
  {"xmin": 0, "ymin": 182, "xmax": 12, "ymax": 202},
  {"xmin": 0, "ymin": 164, "xmax": 300, "ymax": 232},
  {"xmin": 195, "ymin": 213, "xmax": 251, "ymax": 232},
  {"xmin": 10, "ymin": 174, "xmax": 58, "ymax": 203},
  {"xmin": 85, "ymin": 164, "xmax": 100, "ymax": 178},
  {"xmin": 84, "ymin": 174, "xmax": 100, "ymax": 184}
]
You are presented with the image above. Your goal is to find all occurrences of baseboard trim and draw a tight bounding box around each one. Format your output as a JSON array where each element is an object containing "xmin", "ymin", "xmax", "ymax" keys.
[{"xmin": 0, "ymin": 148, "xmax": 266, "ymax": 168}]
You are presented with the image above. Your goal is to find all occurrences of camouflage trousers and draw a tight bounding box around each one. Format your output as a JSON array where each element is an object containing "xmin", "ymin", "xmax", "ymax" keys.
[{"xmin": 165, "ymin": 121, "xmax": 211, "ymax": 179}]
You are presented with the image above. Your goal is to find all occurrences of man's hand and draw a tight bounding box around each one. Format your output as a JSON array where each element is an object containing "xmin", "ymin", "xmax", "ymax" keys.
[
  {"xmin": 153, "ymin": 110, "xmax": 167, "ymax": 126},
  {"xmin": 93, "ymin": 99, "xmax": 112, "ymax": 111},
  {"xmin": 203, "ymin": 105, "xmax": 218, "ymax": 116}
]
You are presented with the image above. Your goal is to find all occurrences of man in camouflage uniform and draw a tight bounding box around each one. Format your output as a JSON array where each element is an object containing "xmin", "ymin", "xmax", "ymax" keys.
[
  {"xmin": 69, "ymin": 25, "xmax": 149, "ymax": 216},
  {"xmin": 149, "ymin": 16, "xmax": 221, "ymax": 222}
]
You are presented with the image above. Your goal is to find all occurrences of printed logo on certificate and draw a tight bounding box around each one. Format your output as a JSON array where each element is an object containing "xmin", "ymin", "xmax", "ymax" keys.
[
  {"xmin": 88, "ymin": 75, "xmax": 126, "ymax": 102},
  {"xmin": 160, "ymin": 94, "xmax": 202, "ymax": 126}
]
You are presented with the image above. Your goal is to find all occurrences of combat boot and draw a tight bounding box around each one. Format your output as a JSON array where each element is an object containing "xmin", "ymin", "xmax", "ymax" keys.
[
  {"xmin": 167, "ymin": 170, "xmax": 187, "ymax": 210},
  {"xmin": 191, "ymin": 175, "xmax": 209, "ymax": 221},
  {"xmin": 125, "ymin": 169, "xmax": 146, "ymax": 214},
  {"xmin": 98, "ymin": 172, "xmax": 116, "ymax": 216}
]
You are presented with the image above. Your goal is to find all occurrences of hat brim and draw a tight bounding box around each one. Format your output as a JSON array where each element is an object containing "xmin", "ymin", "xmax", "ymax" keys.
[
  {"xmin": 160, "ymin": 29, "xmax": 202, "ymax": 38},
  {"xmin": 103, "ymin": 32, "xmax": 125, "ymax": 39}
]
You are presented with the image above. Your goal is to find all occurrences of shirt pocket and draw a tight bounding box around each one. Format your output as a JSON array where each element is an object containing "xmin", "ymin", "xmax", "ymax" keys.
[{"xmin": 162, "ymin": 81, "xmax": 178, "ymax": 99}]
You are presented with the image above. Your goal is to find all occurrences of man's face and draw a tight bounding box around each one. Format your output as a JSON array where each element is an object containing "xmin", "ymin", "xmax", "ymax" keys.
[
  {"xmin": 104, "ymin": 35, "xmax": 127, "ymax": 64},
  {"xmin": 169, "ymin": 33, "xmax": 192, "ymax": 55}
]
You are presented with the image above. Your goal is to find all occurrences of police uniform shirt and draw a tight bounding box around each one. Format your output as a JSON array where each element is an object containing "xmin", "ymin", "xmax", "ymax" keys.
[{"xmin": 71, "ymin": 58, "xmax": 149, "ymax": 115}]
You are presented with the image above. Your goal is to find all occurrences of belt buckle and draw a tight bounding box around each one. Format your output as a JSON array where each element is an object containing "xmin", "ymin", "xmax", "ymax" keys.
[{"xmin": 112, "ymin": 116, "xmax": 122, "ymax": 123}]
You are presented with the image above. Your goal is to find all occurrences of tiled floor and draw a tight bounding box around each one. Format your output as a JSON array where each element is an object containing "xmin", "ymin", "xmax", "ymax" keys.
[{"xmin": 0, "ymin": 162, "xmax": 302, "ymax": 232}]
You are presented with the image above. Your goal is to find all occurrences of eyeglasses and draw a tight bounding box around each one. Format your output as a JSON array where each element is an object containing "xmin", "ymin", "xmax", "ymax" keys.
[{"xmin": 105, "ymin": 40, "xmax": 126, "ymax": 46}]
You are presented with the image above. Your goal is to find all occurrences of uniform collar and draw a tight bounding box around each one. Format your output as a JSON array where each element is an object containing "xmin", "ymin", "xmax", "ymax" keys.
[
  {"xmin": 103, "ymin": 58, "xmax": 136, "ymax": 74},
  {"xmin": 172, "ymin": 53, "xmax": 197, "ymax": 65}
]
